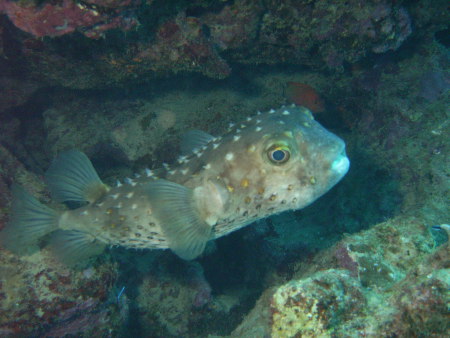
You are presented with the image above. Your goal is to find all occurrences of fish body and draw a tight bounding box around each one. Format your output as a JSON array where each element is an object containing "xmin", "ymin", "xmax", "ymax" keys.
[
  {"xmin": 1, "ymin": 106, "xmax": 349, "ymax": 263},
  {"xmin": 285, "ymin": 82, "xmax": 325, "ymax": 113}
]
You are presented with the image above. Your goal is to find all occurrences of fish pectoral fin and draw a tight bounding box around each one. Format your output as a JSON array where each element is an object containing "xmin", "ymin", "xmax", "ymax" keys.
[
  {"xmin": 49, "ymin": 230, "xmax": 106, "ymax": 266},
  {"xmin": 145, "ymin": 180, "xmax": 211, "ymax": 260},
  {"xmin": 45, "ymin": 150, "xmax": 109, "ymax": 204},
  {"xmin": 180, "ymin": 130, "xmax": 215, "ymax": 155}
]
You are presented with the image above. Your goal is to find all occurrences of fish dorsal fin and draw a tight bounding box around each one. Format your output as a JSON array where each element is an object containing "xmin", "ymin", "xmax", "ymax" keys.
[
  {"xmin": 180, "ymin": 130, "xmax": 215, "ymax": 155},
  {"xmin": 45, "ymin": 150, "xmax": 109, "ymax": 204},
  {"xmin": 49, "ymin": 230, "xmax": 106, "ymax": 266},
  {"xmin": 145, "ymin": 179, "xmax": 211, "ymax": 260}
]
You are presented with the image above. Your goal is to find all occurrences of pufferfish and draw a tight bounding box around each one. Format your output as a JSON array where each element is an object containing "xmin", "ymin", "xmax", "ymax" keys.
[{"xmin": 0, "ymin": 106, "xmax": 349, "ymax": 264}]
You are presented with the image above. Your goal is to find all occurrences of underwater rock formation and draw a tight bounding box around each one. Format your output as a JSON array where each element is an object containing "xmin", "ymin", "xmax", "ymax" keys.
[
  {"xmin": 0, "ymin": 0, "xmax": 138, "ymax": 38},
  {"xmin": 0, "ymin": 248, "xmax": 120, "ymax": 335},
  {"xmin": 0, "ymin": 0, "xmax": 438, "ymax": 88},
  {"xmin": 232, "ymin": 217, "xmax": 449, "ymax": 337}
]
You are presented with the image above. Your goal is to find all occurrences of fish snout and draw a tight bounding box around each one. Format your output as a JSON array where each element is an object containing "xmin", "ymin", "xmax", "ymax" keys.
[{"xmin": 331, "ymin": 148, "xmax": 350, "ymax": 177}]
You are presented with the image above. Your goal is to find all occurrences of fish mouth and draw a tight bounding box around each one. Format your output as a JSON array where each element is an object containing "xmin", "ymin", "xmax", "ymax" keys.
[{"xmin": 331, "ymin": 149, "xmax": 350, "ymax": 176}]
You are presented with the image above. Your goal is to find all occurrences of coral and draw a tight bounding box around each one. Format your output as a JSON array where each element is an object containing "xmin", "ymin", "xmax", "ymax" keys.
[
  {"xmin": 186, "ymin": 262, "xmax": 212, "ymax": 308},
  {"xmin": 136, "ymin": 258, "xmax": 213, "ymax": 336},
  {"xmin": 0, "ymin": 0, "xmax": 426, "ymax": 89},
  {"xmin": 42, "ymin": 298, "xmax": 110, "ymax": 336},
  {"xmin": 270, "ymin": 270, "xmax": 364, "ymax": 337},
  {"xmin": 0, "ymin": 0, "xmax": 138, "ymax": 39},
  {"xmin": 252, "ymin": 0, "xmax": 412, "ymax": 69},
  {"xmin": 135, "ymin": 13, "xmax": 231, "ymax": 79},
  {"xmin": 232, "ymin": 217, "xmax": 449, "ymax": 337},
  {"xmin": 0, "ymin": 247, "xmax": 120, "ymax": 335},
  {"xmin": 201, "ymin": 1, "xmax": 261, "ymax": 51}
]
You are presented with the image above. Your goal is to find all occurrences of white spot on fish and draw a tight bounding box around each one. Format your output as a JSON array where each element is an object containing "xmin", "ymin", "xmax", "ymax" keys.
[
  {"xmin": 163, "ymin": 163, "xmax": 170, "ymax": 170},
  {"xmin": 212, "ymin": 143, "xmax": 220, "ymax": 149},
  {"xmin": 115, "ymin": 202, "xmax": 123, "ymax": 208},
  {"xmin": 168, "ymin": 170, "xmax": 176, "ymax": 175},
  {"xmin": 236, "ymin": 129, "xmax": 241, "ymax": 133},
  {"xmin": 233, "ymin": 135, "xmax": 241, "ymax": 142},
  {"xmin": 177, "ymin": 156, "xmax": 187, "ymax": 164},
  {"xmin": 111, "ymin": 193, "xmax": 120, "ymax": 199},
  {"xmin": 225, "ymin": 152, "xmax": 234, "ymax": 161},
  {"xmin": 126, "ymin": 192, "xmax": 134, "ymax": 198},
  {"xmin": 278, "ymin": 120, "xmax": 285, "ymax": 125},
  {"xmin": 256, "ymin": 126, "xmax": 262, "ymax": 132},
  {"xmin": 257, "ymin": 111, "xmax": 262, "ymax": 115},
  {"xmin": 240, "ymin": 124, "xmax": 246, "ymax": 129},
  {"xmin": 134, "ymin": 173, "xmax": 141, "ymax": 178},
  {"xmin": 81, "ymin": 210, "xmax": 89, "ymax": 216},
  {"xmin": 116, "ymin": 180, "xmax": 122, "ymax": 187},
  {"xmin": 269, "ymin": 109, "xmax": 275, "ymax": 114},
  {"xmin": 125, "ymin": 178, "xmax": 136, "ymax": 186},
  {"xmin": 282, "ymin": 110, "xmax": 290, "ymax": 115},
  {"xmin": 256, "ymin": 119, "xmax": 261, "ymax": 124},
  {"xmin": 246, "ymin": 117, "xmax": 252, "ymax": 121},
  {"xmin": 181, "ymin": 168, "xmax": 189, "ymax": 175},
  {"xmin": 131, "ymin": 204, "xmax": 137, "ymax": 210},
  {"xmin": 145, "ymin": 168, "xmax": 153, "ymax": 177},
  {"xmin": 203, "ymin": 163, "xmax": 211, "ymax": 170},
  {"xmin": 228, "ymin": 122, "xmax": 235, "ymax": 128}
]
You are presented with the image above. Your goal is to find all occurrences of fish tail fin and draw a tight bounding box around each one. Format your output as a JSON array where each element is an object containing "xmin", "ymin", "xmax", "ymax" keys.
[
  {"xmin": 0, "ymin": 185, "xmax": 59, "ymax": 253},
  {"xmin": 45, "ymin": 150, "xmax": 109, "ymax": 204}
]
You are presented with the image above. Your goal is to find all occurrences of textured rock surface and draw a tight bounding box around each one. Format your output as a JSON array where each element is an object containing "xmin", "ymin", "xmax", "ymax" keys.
[
  {"xmin": 2, "ymin": 0, "xmax": 446, "ymax": 89},
  {"xmin": 232, "ymin": 217, "xmax": 449, "ymax": 337},
  {"xmin": 0, "ymin": 247, "xmax": 120, "ymax": 335}
]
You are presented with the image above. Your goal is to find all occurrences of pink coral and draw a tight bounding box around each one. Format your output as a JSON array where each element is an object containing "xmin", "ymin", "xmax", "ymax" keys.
[
  {"xmin": 187, "ymin": 262, "xmax": 212, "ymax": 309},
  {"xmin": 0, "ymin": 0, "xmax": 138, "ymax": 38},
  {"xmin": 334, "ymin": 244, "xmax": 359, "ymax": 277}
]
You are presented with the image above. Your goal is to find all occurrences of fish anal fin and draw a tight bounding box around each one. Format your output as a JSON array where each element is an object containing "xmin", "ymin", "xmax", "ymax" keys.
[{"xmin": 49, "ymin": 230, "xmax": 106, "ymax": 266}]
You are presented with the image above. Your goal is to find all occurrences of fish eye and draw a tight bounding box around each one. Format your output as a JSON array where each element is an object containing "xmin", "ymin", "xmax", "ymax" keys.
[{"xmin": 267, "ymin": 145, "xmax": 290, "ymax": 164}]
